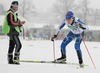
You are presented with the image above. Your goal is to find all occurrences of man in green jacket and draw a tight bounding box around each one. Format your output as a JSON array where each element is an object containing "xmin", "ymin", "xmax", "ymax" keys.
[{"xmin": 2, "ymin": 1, "xmax": 25, "ymax": 65}]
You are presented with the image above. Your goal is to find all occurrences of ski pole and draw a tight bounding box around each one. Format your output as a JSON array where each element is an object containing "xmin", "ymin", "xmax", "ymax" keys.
[
  {"xmin": 80, "ymin": 33, "xmax": 96, "ymax": 69},
  {"xmin": 53, "ymin": 41, "xmax": 56, "ymax": 62},
  {"xmin": 22, "ymin": 26, "xmax": 25, "ymax": 39}
]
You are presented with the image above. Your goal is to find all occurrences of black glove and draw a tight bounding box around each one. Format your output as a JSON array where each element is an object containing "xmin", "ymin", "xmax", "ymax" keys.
[
  {"xmin": 79, "ymin": 25, "xmax": 86, "ymax": 30},
  {"xmin": 51, "ymin": 35, "xmax": 57, "ymax": 41}
]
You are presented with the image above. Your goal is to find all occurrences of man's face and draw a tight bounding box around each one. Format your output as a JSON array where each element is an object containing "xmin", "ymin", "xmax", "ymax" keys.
[{"xmin": 12, "ymin": 6, "xmax": 18, "ymax": 11}]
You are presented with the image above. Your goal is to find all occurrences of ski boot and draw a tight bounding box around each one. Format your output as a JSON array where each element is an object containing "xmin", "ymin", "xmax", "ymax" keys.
[
  {"xmin": 79, "ymin": 58, "xmax": 84, "ymax": 68},
  {"xmin": 79, "ymin": 63, "xmax": 84, "ymax": 68},
  {"xmin": 14, "ymin": 52, "xmax": 20, "ymax": 65},
  {"xmin": 8, "ymin": 53, "xmax": 14, "ymax": 64},
  {"xmin": 76, "ymin": 50, "xmax": 84, "ymax": 68},
  {"xmin": 55, "ymin": 54, "xmax": 66, "ymax": 63}
]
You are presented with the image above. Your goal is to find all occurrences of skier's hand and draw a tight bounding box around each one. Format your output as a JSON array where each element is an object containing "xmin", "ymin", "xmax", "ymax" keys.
[{"xmin": 51, "ymin": 35, "xmax": 57, "ymax": 42}]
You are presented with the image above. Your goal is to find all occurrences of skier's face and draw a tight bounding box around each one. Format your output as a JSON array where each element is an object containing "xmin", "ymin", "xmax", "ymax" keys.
[{"xmin": 66, "ymin": 18, "xmax": 73, "ymax": 24}]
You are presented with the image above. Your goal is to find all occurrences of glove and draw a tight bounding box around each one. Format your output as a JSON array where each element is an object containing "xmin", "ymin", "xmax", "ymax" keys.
[
  {"xmin": 51, "ymin": 35, "xmax": 57, "ymax": 41},
  {"xmin": 79, "ymin": 24, "xmax": 86, "ymax": 30}
]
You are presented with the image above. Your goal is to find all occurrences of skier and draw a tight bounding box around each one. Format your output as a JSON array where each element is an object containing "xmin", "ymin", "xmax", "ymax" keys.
[
  {"xmin": 2, "ymin": 1, "xmax": 25, "ymax": 64},
  {"xmin": 51, "ymin": 11, "xmax": 89, "ymax": 66}
]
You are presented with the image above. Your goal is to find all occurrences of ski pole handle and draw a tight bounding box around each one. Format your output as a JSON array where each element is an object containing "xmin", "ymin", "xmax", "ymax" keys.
[{"xmin": 51, "ymin": 35, "xmax": 57, "ymax": 42}]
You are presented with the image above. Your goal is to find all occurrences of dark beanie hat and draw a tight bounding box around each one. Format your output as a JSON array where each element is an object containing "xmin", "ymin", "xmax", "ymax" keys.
[{"xmin": 11, "ymin": 1, "xmax": 19, "ymax": 6}]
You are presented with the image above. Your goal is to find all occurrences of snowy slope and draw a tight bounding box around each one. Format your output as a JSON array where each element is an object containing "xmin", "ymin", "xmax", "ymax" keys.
[{"xmin": 0, "ymin": 37, "xmax": 100, "ymax": 73}]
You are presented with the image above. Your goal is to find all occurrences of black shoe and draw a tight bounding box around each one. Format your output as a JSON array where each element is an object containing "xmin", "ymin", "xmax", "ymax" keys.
[
  {"xmin": 76, "ymin": 50, "xmax": 83, "ymax": 64},
  {"xmin": 79, "ymin": 58, "xmax": 83, "ymax": 64},
  {"xmin": 78, "ymin": 58, "xmax": 84, "ymax": 68},
  {"xmin": 8, "ymin": 53, "xmax": 15, "ymax": 64},
  {"xmin": 55, "ymin": 55, "xmax": 66, "ymax": 62},
  {"xmin": 8, "ymin": 61, "xmax": 15, "ymax": 64},
  {"xmin": 14, "ymin": 52, "xmax": 20, "ymax": 65}
]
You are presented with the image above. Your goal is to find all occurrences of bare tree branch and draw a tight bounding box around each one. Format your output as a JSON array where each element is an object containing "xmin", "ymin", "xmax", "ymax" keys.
[{"xmin": 19, "ymin": 0, "xmax": 36, "ymax": 20}]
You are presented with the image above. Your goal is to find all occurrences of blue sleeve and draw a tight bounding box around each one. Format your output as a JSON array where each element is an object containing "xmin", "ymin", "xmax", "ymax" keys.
[
  {"xmin": 77, "ymin": 19, "xmax": 89, "ymax": 30},
  {"xmin": 77, "ymin": 19, "xmax": 85, "ymax": 25},
  {"xmin": 59, "ymin": 22, "xmax": 66, "ymax": 29},
  {"xmin": 54, "ymin": 21, "xmax": 65, "ymax": 35}
]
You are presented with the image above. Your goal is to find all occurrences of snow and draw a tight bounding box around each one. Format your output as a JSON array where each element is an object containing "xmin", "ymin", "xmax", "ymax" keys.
[
  {"xmin": 88, "ymin": 25, "xmax": 100, "ymax": 31},
  {"xmin": 0, "ymin": 15, "xmax": 5, "ymax": 26},
  {"xmin": 0, "ymin": 36, "xmax": 100, "ymax": 73}
]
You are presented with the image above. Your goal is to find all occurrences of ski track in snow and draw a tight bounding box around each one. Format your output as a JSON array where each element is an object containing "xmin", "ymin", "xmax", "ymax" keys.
[{"xmin": 0, "ymin": 37, "xmax": 100, "ymax": 73}]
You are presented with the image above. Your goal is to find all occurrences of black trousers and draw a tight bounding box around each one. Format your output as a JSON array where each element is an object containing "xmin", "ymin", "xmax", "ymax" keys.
[{"xmin": 8, "ymin": 35, "xmax": 22, "ymax": 54}]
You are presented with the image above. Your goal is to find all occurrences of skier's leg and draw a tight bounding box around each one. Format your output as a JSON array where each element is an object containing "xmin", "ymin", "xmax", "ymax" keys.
[
  {"xmin": 13, "ymin": 36, "xmax": 22, "ymax": 64},
  {"xmin": 61, "ymin": 37, "xmax": 73, "ymax": 56},
  {"xmin": 56, "ymin": 31, "xmax": 75, "ymax": 62},
  {"xmin": 75, "ymin": 37, "xmax": 83, "ymax": 64}
]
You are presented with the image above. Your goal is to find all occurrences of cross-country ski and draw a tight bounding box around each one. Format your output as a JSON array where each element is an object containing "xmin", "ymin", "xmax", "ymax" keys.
[{"xmin": 14, "ymin": 60, "xmax": 88, "ymax": 67}]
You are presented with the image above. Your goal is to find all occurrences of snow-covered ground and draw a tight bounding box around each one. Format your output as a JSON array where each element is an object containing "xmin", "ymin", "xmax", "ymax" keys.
[{"xmin": 0, "ymin": 36, "xmax": 100, "ymax": 73}]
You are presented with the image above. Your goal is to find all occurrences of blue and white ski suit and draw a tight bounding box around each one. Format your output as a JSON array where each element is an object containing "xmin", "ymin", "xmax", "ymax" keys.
[{"xmin": 55, "ymin": 17, "xmax": 89, "ymax": 61}]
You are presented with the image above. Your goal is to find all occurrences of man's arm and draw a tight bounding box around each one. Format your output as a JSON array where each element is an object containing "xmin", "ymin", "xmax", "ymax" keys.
[{"xmin": 7, "ymin": 13, "xmax": 19, "ymax": 26}]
